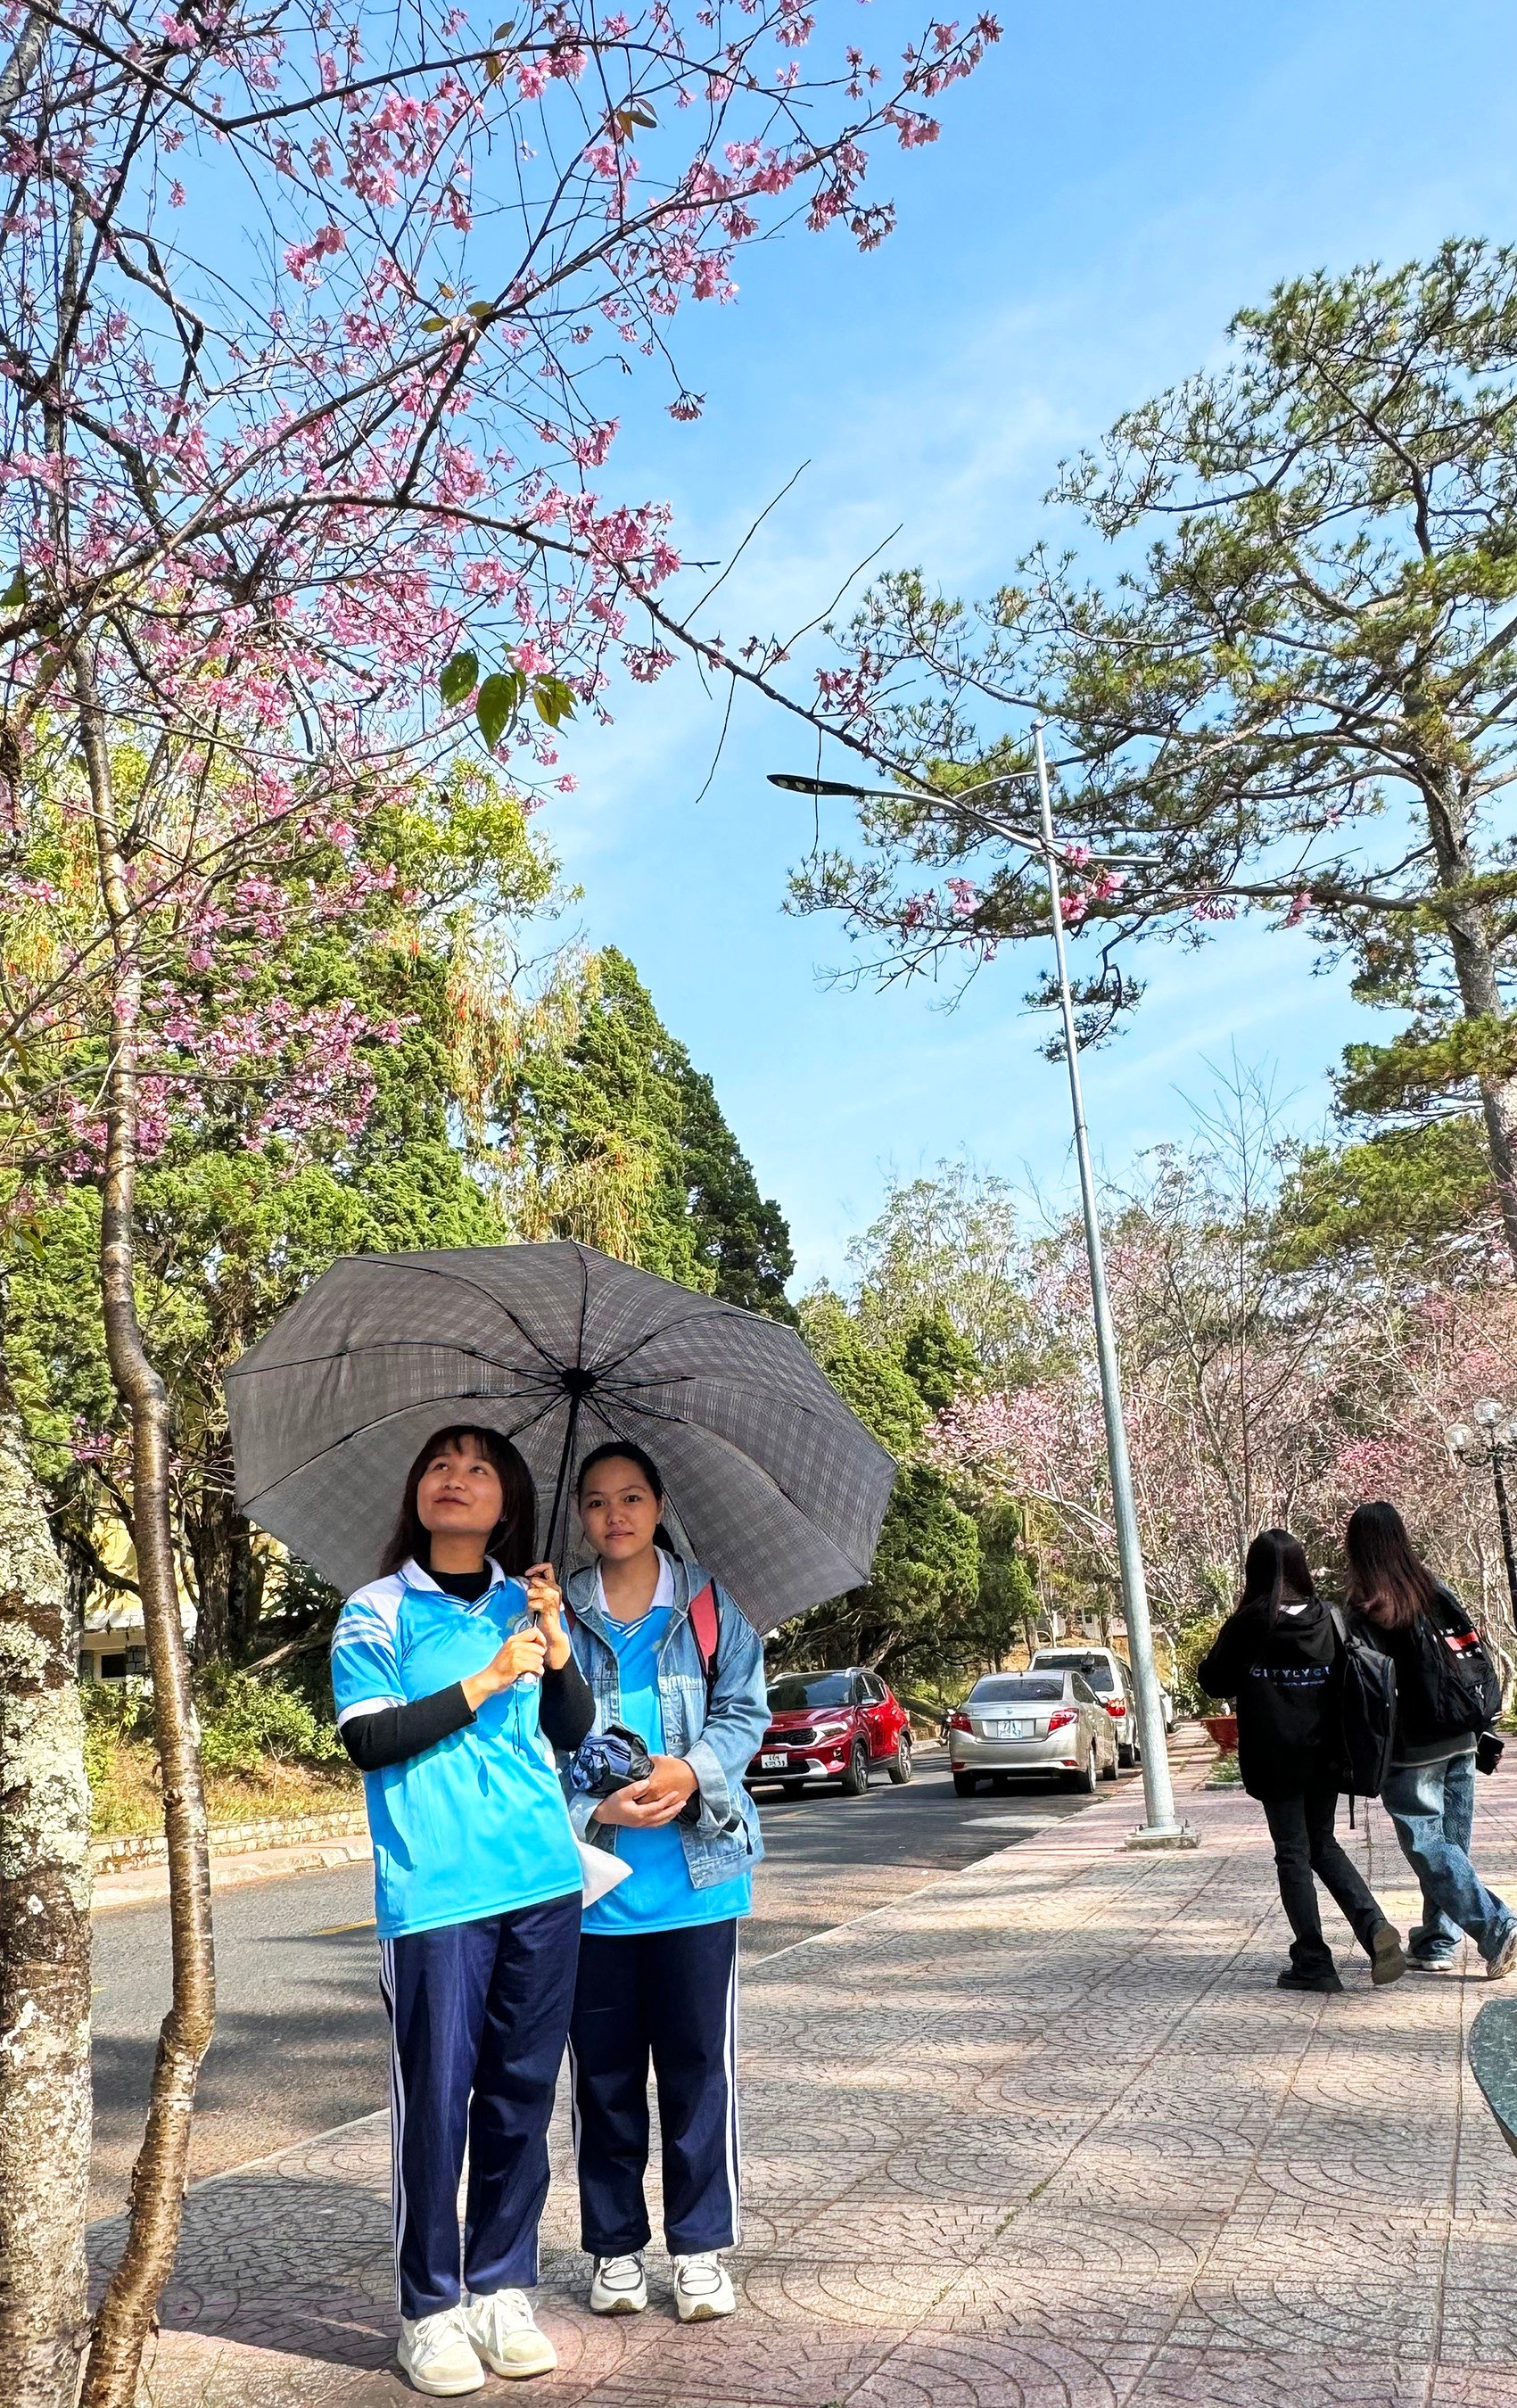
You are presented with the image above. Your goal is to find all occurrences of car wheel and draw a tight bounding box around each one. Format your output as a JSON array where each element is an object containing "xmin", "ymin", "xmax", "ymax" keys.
[
  {"xmin": 1067, "ymin": 1744, "xmax": 1098, "ymax": 1795},
  {"xmin": 840, "ymin": 1741, "xmax": 870, "ymax": 1797},
  {"xmin": 1118, "ymin": 1743, "xmax": 1136, "ymax": 1769},
  {"xmin": 952, "ymin": 1770, "xmax": 978, "ymax": 1798},
  {"xmin": 887, "ymin": 1731, "xmax": 913, "ymax": 1785},
  {"xmin": 1101, "ymin": 1744, "xmax": 1118, "ymax": 1781},
  {"xmin": 782, "ymin": 1780, "xmax": 806, "ymax": 1799}
]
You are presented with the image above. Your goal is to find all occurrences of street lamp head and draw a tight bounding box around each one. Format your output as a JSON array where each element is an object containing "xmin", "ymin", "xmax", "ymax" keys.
[
  {"xmin": 1474, "ymin": 1397, "xmax": 1504, "ymax": 1429},
  {"xmin": 767, "ymin": 772, "xmax": 875, "ymax": 797},
  {"xmin": 1500, "ymin": 1419, "xmax": 1517, "ymax": 1451},
  {"xmin": 1447, "ymin": 1424, "xmax": 1477, "ymax": 1461}
]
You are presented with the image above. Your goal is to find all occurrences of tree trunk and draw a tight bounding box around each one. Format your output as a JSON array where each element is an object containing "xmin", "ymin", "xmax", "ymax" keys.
[
  {"xmin": 0, "ymin": 1330, "xmax": 93, "ymax": 2408},
  {"xmin": 1422, "ymin": 771, "xmax": 1517, "ymax": 1274},
  {"xmin": 183, "ymin": 1459, "xmax": 264, "ymax": 1668},
  {"xmin": 75, "ymin": 656, "xmax": 217, "ymax": 2408}
]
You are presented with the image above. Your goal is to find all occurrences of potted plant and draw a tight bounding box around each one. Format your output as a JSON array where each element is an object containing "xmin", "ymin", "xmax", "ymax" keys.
[{"xmin": 1202, "ymin": 1712, "xmax": 1239, "ymax": 1753}]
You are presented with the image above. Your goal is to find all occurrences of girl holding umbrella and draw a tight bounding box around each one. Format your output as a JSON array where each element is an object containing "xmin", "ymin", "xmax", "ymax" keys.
[
  {"xmin": 332, "ymin": 1424, "xmax": 596, "ymax": 2398},
  {"xmin": 562, "ymin": 1441, "xmax": 770, "ymax": 2323}
]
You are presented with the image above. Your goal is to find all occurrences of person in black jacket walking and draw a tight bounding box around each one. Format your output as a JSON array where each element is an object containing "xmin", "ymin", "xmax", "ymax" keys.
[
  {"xmin": 1199, "ymin": 1529, "xmax": 1406, "ymax": 1993},
  {"xmin": 1346, "ymin": 1501, "xmax": 1517, "ymax": 1980}
]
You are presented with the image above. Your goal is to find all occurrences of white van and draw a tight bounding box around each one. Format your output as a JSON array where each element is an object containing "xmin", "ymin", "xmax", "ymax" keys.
[{"xmin": 1028, "ymin": 1645, "xmax": 1174, "ymax": 1767}]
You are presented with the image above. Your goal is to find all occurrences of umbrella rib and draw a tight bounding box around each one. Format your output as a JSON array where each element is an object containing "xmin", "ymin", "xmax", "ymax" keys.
[
  {"xmin": 583, "ymin": 1296, "xmax": 767, "ymax": 1381},
  {"xmin": 226, "ymin": 1340, "xmax": 565, "ymax": 1385},
  {"xmin": 330, "ymin": 1257, "xmax": 573, "ymax": 1375},
  {"xmin": 237, "ymin": 1388, "xmax": 569, "ymax": 1510},
  {"xmin": 599, "ymin": 1371, "xmax": 821, "ymax": 1409},
  {"xmin": 600, "ymin": 1392, "xmax": 885, "ymax": 1584}
]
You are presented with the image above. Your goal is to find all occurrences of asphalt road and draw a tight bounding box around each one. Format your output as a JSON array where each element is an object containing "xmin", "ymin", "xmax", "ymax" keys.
[{"xmin": 90, "ymin": 1750, "xmax": 1142, "ymax": 2218}]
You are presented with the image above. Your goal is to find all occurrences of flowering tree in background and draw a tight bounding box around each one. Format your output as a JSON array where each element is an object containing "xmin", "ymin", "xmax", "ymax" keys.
[{"xmin": 0, "ymin": 0, "xmax": 998, "ymax": 2395}]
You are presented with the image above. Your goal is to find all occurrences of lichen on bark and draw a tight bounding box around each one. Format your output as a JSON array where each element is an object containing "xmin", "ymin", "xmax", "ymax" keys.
[{"xmin": 0, "ymin": 1392, "xmax": 93, "ymax": 2408}]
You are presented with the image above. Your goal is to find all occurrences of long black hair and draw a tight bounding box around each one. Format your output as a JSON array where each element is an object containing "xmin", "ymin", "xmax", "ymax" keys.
[
  {"xmin": 1239, "ymin": 1527, "xmax": 1315, "ymax": 1625},
  {"xmin": 1344, "ymin": 1500, "xmax": 1439, "ymax": 1630},
  {"xmin": 380, "ymin": 1425, "xmax": 537, "ymax": 1577},
  {"xmin": 575, "ymin": 1439, "xmax": 675, "ymax": 1553}
]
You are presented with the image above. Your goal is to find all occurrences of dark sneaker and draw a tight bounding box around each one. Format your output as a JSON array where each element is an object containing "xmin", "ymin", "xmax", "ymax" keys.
[
  {"xmin": 1277, "ymin": 1967, "xmax": 1344, "ymax": 1992},
  {"xmin": 1369, "ymin": 1920, "xmax": 1407, "ymax": 1987}
]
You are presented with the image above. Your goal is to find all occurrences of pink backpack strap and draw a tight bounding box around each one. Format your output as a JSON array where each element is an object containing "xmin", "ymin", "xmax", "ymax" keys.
[{"xmin": 689, "ymin": 1579, "xmax": 720, "ymax": 1696}]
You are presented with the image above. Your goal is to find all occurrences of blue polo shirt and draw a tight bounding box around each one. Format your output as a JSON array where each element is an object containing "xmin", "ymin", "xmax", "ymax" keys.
[
  {"xmin": 583, "ymin": 1563, "xmax": 752, "ymax": 1937},
  {"xmin": 331, "ymin": 1556, "xmax": 582, "ymax": 1939}
]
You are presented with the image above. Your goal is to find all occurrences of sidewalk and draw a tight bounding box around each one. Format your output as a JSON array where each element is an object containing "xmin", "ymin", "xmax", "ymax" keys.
[{"xmin": 88, "ymin": 1734, "xmax": 1517, "ymax": 2407}]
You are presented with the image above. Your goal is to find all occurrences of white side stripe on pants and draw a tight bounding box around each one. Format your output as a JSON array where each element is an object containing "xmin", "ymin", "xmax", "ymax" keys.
[
  {"xmin": 376, "ymin": 1938, "xmax": 409, "ymax": 2313},
  {"xmin": 721, "ymin": 1936, "xmax": 741, "ymax": 2246}
]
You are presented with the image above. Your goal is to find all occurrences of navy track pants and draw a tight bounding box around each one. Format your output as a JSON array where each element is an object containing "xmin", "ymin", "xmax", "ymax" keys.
[
  {"xmin": 568, "ymin": 1917, "xmax": 741, "ymax": 2257},
  {"xmin": 378, "ymin": 1891, "xmax": 581, "ymax": 2321}
]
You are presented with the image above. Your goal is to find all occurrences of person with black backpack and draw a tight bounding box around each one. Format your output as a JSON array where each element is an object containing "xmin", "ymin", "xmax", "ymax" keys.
[
  {"xmin": 1345, "ymin": 1502, "xmax": 1517, "ymax": 1979},
  {"xmin": 1199, "ymin": 1529, "xmax": 1406, "ymax": 1993}
]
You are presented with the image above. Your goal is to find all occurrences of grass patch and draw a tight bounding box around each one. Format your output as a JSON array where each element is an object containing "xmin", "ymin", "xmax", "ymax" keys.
[
  {"xmin": 88, "ymin": 1736, "xmax": 360, "ymax": 1835},
  {"xmin": 1205, "ymin": 1750, "xmax": 1241, "ymax": 1788},
  {"xmin": 84, "ymin": 1670, "xmax": 359, "ymax": 1835}
]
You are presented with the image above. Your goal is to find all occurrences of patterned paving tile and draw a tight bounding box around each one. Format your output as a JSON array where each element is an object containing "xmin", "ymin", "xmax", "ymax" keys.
[{"xmin": 86, "ymin": 1743, "xmax": 1517, "ymax": 2406}]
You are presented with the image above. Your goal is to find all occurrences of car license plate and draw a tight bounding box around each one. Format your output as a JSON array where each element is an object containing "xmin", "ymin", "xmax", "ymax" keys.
[
  {"xmin": 987, "ymin": 1719, "xmax": 1031, "ymax": 1739},
  {"xmin": 759, "ymin": 1752, "xmax": 788, "ymax": 1770}
]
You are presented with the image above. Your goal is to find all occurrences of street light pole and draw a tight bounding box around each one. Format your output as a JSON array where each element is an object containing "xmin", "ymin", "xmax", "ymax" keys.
[
  {"xmin": 767, "ymin": 742, "xmax": 1188, "ymax": 1841},
  {"xmin": 1030, "ymin": 722, "xmax": 1181, "ymax": 1838}
]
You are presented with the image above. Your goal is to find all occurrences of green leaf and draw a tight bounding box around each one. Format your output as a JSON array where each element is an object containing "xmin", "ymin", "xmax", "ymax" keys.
[
  {"xmin": 629, "ymin": 103, "xmax": 657, "ymax": 127},
  {"xmin": 532, "ymin": 674, "xmax": 576, "ymax": 728},
  {"xmin": 0, "ymin": 565, "xmax": 28, "ymax": 610},
  {"xmin": 466, "ymin": 301, "xmax": 494, "ymax": 322},
  {"xmin": 476, "ymin": 672, "xmax": 520, "ymax": 750},
  {"xmin": 485, "ymin": 52, "xmax": 505, "ymax": 82},
  {"xmin": 491, "ymin": 18, "xmax": 514, "ymax": 37},
  {"xmin": 440, "ymin": 650, "xmax": 479, "ymax": 707},
  {"xmin": 421, "ymin": 315, "xmax": 452, "ymax": 333}
]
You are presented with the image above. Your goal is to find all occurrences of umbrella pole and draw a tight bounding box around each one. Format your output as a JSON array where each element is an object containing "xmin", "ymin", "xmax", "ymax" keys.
[{"xmin": 544, "ymin": 1393, "xmax": 582, "ymax": 1577}]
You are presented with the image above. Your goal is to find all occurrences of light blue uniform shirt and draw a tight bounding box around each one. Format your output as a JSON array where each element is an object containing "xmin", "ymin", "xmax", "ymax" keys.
[
  {"xmin": 583, "ymin": 1567, "xmax": 753, "ymax": 1937},
  {"xmin": 331, "ymin": 1556, "xmax": 582, "ymax": 1940}
]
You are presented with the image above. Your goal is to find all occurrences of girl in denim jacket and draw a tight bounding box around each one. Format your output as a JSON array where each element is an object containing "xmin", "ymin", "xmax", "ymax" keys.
[{"xmin": 562, "ymin": 1442, "xmax": 768, "ymax": 2324}]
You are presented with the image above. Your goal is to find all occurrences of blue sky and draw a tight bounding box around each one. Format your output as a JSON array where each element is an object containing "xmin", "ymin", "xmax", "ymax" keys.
[{"xmin": 543, "ymin": 0, "xmax": 1517, "ymax": 1290}]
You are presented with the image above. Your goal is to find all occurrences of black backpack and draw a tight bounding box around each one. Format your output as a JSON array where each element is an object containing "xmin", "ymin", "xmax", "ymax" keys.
[
  {"xmin": 1329, "ymin": 1606, "xmax": 1397, "ymax": 1803},
  {"xmin": 1399, "ymin": 1592, "xmax": 1501, "ymax": 1744}
]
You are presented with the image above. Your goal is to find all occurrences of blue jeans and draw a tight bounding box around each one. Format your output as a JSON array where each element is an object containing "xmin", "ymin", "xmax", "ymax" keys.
[{"xmin": 1381, "ymin": 1752, "xmax": 1513, "ymax": 1965}]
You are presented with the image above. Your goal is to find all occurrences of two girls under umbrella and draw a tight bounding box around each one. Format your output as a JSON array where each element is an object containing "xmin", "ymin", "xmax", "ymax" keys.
[
  {"xmin": 331, "ymin": 1423, "xmax": 769, "ymax": 2396},
  {"xmin": 229, "ymin": 1242, "xmax": 895, "ymax": 2398}
]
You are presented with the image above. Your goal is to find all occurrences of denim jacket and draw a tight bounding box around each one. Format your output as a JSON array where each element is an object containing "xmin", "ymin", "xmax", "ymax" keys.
[{"xmin": 562, "ymin": 1552, "xmax": 768, "ymax": 1890}]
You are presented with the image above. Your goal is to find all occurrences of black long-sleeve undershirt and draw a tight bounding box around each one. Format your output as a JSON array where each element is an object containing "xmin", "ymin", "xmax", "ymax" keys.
[{"xmin": 341, "ymin": 1655, "xmax": 596, "ymax": 1772}]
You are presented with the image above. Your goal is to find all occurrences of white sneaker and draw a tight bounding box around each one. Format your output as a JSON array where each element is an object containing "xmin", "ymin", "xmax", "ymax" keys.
[
  {"xmin": 463, "ymin": 2288, "xmax": 557, "ymax": 2379},
  {"xmin": 398, "ymin": 2307, "xmax": 486, "ymax": 2397},
  {"xmin": 589, "ymin": 2252, "xmax": 648, "ymax": 2314},
  {"xmin": 672, "ymin": 2252, "xmax": 737, "ymax": 2321}
]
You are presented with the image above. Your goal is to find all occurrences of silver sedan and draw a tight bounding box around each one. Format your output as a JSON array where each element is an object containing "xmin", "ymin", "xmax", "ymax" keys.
[{"xmin": 948, "ymin": 1670, "xmax": 1119, "ymax": 1797}]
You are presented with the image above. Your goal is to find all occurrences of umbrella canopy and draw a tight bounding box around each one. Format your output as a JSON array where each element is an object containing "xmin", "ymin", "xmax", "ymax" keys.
[{"xmin": 223, "ymin": 1241, "xmax": 896, "ymax": 1630}]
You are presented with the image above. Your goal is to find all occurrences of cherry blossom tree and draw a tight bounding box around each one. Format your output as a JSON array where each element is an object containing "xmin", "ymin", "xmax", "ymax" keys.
[{"xmin": 0, "ymin": 1, "xmax": 999, "ymax": 2397}]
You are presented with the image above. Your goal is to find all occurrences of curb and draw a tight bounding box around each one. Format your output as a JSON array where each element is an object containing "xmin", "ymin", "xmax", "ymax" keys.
[{"xmin": 89, "ymin": 1807, "xmax": 367, "ymax": 1876}]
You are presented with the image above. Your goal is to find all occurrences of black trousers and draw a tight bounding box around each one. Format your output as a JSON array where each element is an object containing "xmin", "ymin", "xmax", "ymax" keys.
[
  {"xmin": 1260, "ymin": 1782, "xmax": 1382, "ymax": 1975},
  {"xmin": 568, "ymin": 1920, "xmax": 740, "ymax": 2257}
]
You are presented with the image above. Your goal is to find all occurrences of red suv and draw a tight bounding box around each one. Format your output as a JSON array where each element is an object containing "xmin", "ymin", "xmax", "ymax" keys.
[{"xmin": 746, "ymin": 1668, "xmax": 913, "ymax": 1798}]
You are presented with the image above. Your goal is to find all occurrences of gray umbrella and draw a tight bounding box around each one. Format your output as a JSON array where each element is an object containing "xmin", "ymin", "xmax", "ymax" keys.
[{"xmin": 223, "ymin": 1241, "xmax": 895, "ymax": 1630}]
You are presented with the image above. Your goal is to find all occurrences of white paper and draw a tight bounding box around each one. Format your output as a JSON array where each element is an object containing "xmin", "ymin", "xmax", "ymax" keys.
[{"xmin": 576, "ymin": 1836, "xmax": 631, "ymax": 1908}]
